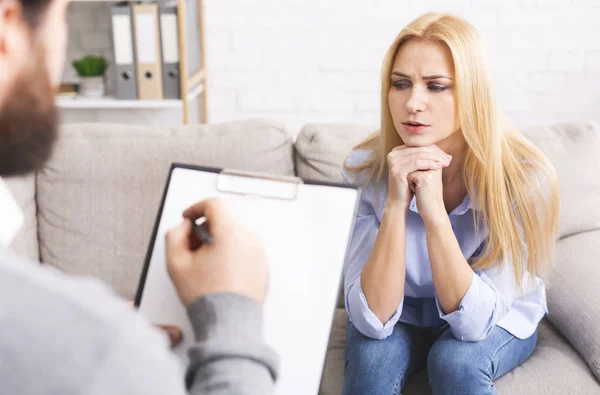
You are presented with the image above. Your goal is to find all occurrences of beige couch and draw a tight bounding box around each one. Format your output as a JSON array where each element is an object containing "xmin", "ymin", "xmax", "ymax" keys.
[{"xmin": 6, "ymin": 119, "xmax": 600, "ymax": 394}]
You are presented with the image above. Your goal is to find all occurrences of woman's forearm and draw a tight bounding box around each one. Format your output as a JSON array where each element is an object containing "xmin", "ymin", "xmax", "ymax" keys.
[
  {"xmin": 424, "ymin": 216, "xmax": 473, "ymax": 314},
  {"xmin": 360, "ymin": 203, "xmax": 408, "ymax": 323}
]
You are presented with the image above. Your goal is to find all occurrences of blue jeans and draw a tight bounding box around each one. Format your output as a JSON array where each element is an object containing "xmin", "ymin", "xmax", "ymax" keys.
[{"xmin": 342, "ymin": 320, "xmax": 538, "ymax": 395}]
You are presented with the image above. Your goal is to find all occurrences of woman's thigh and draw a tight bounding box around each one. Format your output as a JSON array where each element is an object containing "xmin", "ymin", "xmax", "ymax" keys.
[
  {"xmin": 343, "ymin": 320, "xmax": 434, "ymax": 395},
  {"xmin": 427, "ymin": 326, "xmax": 538, "ymax": 395}
]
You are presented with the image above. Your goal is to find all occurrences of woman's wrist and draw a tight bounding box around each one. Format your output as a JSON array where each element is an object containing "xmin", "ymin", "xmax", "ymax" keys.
[
  {"xmin": 423, "ymin": 213, "xmax": 451, "ymax": 231},
  {"xmin": 383, "ymin": 200, "xmax": 409, "ymax": 219}
]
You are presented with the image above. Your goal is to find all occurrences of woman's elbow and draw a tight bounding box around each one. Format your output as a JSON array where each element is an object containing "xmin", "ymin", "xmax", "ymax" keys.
[{"xmin": 449, "ymin": 325, "xmax": 494, "ymax": 342}]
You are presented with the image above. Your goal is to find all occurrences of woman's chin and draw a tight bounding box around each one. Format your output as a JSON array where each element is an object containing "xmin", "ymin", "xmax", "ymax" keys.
[{"xmin": 398, "ymin": 132, "xmax": 435, "ymax": 147}]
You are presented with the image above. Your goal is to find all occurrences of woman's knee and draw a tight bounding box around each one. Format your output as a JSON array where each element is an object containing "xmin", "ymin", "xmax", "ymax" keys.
[
  {"xmin": 345, "ymin": 322, "xmax": 406, "ymax": 372},
  {"xmin": 343, "ymin": 322, "xmax": 411, "ymax": 393},
  {"xmin": 427, "ymin": 336, "xmax": 492, "ymax": 392}
]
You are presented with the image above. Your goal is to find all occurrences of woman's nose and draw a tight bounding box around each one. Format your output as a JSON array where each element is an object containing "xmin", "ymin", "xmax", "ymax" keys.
[{"xmin": 405, "ymin": 89, "xmax": 426, "ymax": 113}]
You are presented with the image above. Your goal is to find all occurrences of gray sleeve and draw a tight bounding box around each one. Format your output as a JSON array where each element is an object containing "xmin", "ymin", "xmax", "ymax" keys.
[
  {"xmin": 186, "ymin": 293, "xmax": 280, "ymax": 395},
  {"xmin": 86, "ymin": 300, "xmax": 189, "ymax": 395}
]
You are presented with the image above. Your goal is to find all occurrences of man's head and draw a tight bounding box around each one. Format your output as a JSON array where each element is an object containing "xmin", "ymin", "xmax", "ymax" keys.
[{"xmin": 0, "ymin": 0, "xmax": 69, "ymax": 177}]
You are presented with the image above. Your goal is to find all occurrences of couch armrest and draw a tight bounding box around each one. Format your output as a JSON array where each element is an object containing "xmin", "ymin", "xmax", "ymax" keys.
[{"xmin": 547, "ymin": 229, "xmax": 600, "ymax": 382}]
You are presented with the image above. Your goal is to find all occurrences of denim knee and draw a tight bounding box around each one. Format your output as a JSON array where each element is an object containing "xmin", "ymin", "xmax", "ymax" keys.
[
  {"xmin": 427, "ymin": 338, "xmax": 492, "ymax": 394},
  {"xmin": 343, "ymin": 323, "xmax": 409, "ymax": 395}
]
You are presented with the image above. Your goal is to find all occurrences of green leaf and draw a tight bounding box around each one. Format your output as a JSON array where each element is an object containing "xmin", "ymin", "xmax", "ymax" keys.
[{"xmin": 72, "ymin": 55, "xmax": 108, "ymax": 77}]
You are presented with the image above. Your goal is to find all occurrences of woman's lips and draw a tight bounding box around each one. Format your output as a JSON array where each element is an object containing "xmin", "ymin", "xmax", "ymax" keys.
[{"xmin": 402, "ymin": 123, "xmax": 430, "ymax": 134}]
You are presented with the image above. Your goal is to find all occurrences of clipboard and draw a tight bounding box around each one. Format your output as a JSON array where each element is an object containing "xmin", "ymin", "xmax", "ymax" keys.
[{"xmin": 134, "ymin": 163, "xmax": 360, "ymax": 395}]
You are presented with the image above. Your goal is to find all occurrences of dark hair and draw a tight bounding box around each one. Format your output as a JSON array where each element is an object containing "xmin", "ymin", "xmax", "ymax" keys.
[{"xmin": 19, "ymin": 0, "xmax": 53, "ymax": 29}]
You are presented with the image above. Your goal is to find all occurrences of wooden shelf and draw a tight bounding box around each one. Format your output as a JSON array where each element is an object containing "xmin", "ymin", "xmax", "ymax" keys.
[
  {"xmin": 67, "ymin": 0, "xmax": 207, "ymax": 123},
  {"xmin": 57, "ymin": 96, "xmax": 181, "ymax": 109},
  {"xmin": 57, "ymin": 82, "xmax": 204, "ymax": 110}
]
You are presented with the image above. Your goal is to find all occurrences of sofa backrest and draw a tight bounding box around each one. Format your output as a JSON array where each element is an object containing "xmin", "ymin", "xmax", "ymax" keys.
[
  {"xmin": 34, "ymin": 119, "xmax": 293, "ymax": 299},
  {"xmin": 519, "ymin": 121, "xmax": 600, "ymax": 239},
  {"xmin": 294, "ymin": 123, "xmax": 374, "ymax": 182}
]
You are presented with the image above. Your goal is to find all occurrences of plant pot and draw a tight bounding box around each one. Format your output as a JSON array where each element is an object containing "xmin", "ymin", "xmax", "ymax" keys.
[{"xmin": 78, "ymin": 76, "xmax": 105, "ymax": 98}]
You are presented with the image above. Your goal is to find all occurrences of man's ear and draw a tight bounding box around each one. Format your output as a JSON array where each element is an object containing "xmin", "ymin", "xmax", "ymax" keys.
[{"xmin": 0, "ymin": 0, "xmax": 31, "ymax": 93}]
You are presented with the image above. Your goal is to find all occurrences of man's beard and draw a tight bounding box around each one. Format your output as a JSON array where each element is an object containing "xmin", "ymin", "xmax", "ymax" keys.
[{"xmin": 0, "ymin": 46, "xmax": 59, "ymax": 178}]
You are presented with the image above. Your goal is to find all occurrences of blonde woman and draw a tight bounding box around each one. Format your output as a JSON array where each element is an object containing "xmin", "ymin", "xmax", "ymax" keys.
[{"xmin": 341, "ymin": 12, "xmax": 559, "ymax": 395}]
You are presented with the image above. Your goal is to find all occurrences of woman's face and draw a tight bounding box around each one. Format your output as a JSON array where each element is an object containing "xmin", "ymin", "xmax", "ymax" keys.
[{"xmin": 388, "ymin": 38, "xmax": 461, "ymax": 149}]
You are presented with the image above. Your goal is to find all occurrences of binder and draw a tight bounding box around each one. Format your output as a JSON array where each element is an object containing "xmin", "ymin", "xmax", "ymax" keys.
[
  {"xmin": 135, "ymin": 164, "xmax": 361, "ymax": 395},
  {"xmin": 132, "ymin": 3, "xmax": 164, "ymax": 100},
  {"xmin": 110, "ymin": 3, "xmax": 138, "ymax": 100},
  {"xmin": 159, "ymin": 1, "xmax": 181, "ymax": 100},
  {"xmin": 185, "ymin": 0, "xmax": 203, "ymax": 76}
]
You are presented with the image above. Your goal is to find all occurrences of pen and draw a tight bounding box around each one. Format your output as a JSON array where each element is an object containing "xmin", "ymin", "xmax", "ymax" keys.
[{"xmin": 192, "ymin": 217, "xmax": 213, "ymax": 245}]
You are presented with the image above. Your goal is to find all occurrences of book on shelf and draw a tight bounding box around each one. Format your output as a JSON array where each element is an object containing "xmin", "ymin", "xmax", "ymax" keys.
[{"xmin": 56, "ymin": 82, "xmax": 78, "ymax": 97}]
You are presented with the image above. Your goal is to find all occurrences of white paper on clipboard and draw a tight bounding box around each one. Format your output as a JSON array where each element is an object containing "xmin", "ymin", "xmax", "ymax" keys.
[{"xmin": 136, "ymin": 164, "xmax": 360, "ymax": 395}]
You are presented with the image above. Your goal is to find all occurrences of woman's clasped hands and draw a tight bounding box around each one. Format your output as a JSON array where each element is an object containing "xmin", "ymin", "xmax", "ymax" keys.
[{"xmin": 386, "ymin": 144, "xmax": 452, "ymax": 222}]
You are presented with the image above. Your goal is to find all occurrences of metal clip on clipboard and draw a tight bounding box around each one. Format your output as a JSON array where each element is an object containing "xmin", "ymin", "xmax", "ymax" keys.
[{"xmin": 216, "ymin": 169, "xmax": 303, "ymax": 200}]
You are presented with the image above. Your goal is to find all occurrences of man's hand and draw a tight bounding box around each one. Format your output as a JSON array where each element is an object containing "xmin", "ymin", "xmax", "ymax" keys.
[
  {"xmin": 127, "ymin": 300, "xmax": 183, "ymax": 347},
  {"xmin": 155, "ymin": 324, "xmax": 183, "ymax": 347},
  {"xmin": 165, "ymin": 199, "xmax": 269, "ymax": 307}
]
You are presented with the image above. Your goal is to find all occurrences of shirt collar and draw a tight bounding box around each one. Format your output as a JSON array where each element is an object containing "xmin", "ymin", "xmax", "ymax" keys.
[{"xmin": 0, "ymin": 177, "xmax": 24, "ymax": 248}]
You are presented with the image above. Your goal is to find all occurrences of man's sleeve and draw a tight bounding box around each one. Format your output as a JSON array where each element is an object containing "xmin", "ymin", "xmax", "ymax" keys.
[
  {"xmin": 88, "ymin": 293, "xmax": 278, "ymax": 395},
  {"xmin": 186, "ymin": 293, "xmax": 279, "ymax": 395}
]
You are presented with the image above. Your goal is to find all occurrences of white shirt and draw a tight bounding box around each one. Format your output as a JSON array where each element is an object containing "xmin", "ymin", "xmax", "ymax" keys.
[{"xmin": 0, "ymin": 178, "xmax": 23, "ymax": 248}]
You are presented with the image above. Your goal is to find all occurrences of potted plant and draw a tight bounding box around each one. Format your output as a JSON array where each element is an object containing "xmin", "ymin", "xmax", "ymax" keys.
[{"xmin": 72, "ymin": 55, "xmax": 108, "ymax": 98}]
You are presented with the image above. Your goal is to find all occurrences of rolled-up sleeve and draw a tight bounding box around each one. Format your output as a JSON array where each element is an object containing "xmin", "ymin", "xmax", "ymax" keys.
[
  {"xmin": 435, "ymin": 249, "xmax": 523, "ymax": 342},
  {"xmin": 346, "ymin": 271, "xmax": 403, "ymax": 339},
  {"xmin": 342, "ymin": 164, "xmax": 403, "ymax": 340}
]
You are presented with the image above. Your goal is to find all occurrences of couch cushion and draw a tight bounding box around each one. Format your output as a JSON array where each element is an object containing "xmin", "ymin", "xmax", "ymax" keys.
[
  {"xmin": 520, "ymin": 121, "xmax": 600, "ymax": 239},
  {"xmin": 36, "ymin": 119, "xmax": 293, "ymax": 299},
  {"xmin": 4, "ymin": 174, "xmax": 39, "ymax": 261},
  {"xmin": 294, "ymin": 123, "xmax": 372, "ymax": 183},
  {"xmin": 320, "ymin": 309, "xmax": 600, "ymax": 395},
  {"xmin": 546, "ymin": 229, "xmax": 600, "ymax": 383}
]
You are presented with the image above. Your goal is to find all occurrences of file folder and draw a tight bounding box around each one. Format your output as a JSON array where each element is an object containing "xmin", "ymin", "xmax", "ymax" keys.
[
  {"xmin": 159, "ymin": 1, "xmax": 181, "ymax": 100},
  {"xmin": 132, "ymin": 3, "xmax": 164, "ymax": 100},
  {"xmin": 185, "ymin": 0, "xmax": 203, "ymax": 76},
  {"xmin": 111, "ymin": 3, "xmax": 138, "ymax": 100}
]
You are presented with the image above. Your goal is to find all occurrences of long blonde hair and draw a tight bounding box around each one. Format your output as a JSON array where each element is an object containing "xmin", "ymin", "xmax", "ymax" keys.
[{"xmin": 345, "ymin": 12, "xmax": 560, "ymax": 289}]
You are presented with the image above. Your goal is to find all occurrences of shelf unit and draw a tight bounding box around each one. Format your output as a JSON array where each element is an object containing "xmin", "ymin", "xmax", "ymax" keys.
[
  {"xmin": 57, "ymin": 79, "xmax": 204, "ymax": 109},
  {"xmin": 63, "ymin": 0, "xmax": 207, "ymax": 124}
]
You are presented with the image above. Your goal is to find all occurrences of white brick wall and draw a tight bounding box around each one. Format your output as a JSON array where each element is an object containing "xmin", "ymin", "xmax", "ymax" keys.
[
  {"xmin": 64, "ymin": 0, "xmax": 600, "ymax": 136},
  {"xmin": 64, "ymin": 3, "xmax": 114, "ymax": 93}
]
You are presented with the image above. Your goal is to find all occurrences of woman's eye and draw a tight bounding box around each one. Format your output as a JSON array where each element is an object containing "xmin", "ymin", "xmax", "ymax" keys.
[
  {"xmin": 392, "ymin": 81, "xmax": 411, "ymax": 89},
  {"xmin": 429, "ymin": 84, "xmax": 448, "ymax": 91}
]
